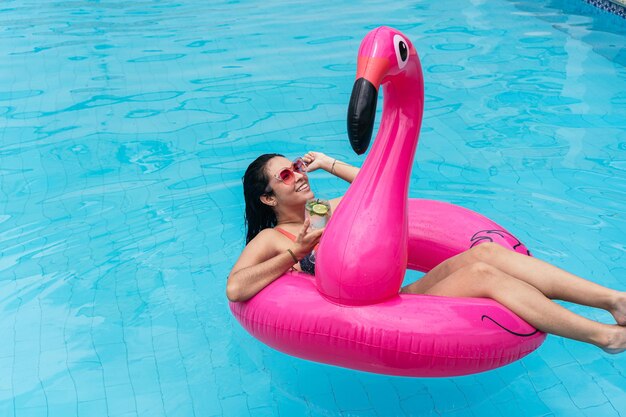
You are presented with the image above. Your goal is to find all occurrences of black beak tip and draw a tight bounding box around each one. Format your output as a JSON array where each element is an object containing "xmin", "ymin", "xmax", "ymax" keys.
[
  {"xmin": 347, "ymin": 78, "xmax": 378, "ymax": 156},
  {"xmin": 350, "ymin": 138, "xmax": 368, "ymax": 155}
]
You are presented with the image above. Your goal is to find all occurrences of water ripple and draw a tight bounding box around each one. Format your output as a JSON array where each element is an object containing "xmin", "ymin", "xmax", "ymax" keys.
[
  {"xmin": 189, "ymin": 73, "xmax": 251, "ymax": 84},
  {"xmin": 306, "ymin": 35, "xmax": 353, "ymax": 45},
  {"xmin": 116, "ymin": 140, "xmax": 182, "ymax": 174},
  {"xmin": 0, "ymin": 90, "xmax": 44, "ymax": 100},
  {"xmin": 323, "ymin": 63, "xmax": 354, "ymax": 72},
  {"xmin": 185, "ymin": 39, "xmax": 212, "ymax": 48},
  {"xmin": 125, "ymin": 109, "xmax": 161, "ymax": 118},
  {"xmin": 128, "ymin": 53, "xmax": 186, "ymax": 62},
  {"xmin": 427, "ymin": 64, "xmax": 464, "ymax": 73},
  {"xmin": 434, "ymin": 43, "xmax": 475, "ymax": 51}
]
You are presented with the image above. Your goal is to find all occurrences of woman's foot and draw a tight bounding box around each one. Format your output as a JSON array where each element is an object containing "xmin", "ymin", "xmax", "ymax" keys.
[
  {"xmin": 609, "ymin": 292, "xmax": 626, "ymax": 326},
  {"xmin": 601, "ymin": 326, "xmax": 626, "ymax": 354}
]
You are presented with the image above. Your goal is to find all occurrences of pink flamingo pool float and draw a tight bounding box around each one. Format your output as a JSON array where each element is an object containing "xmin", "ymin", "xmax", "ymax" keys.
[{"xmin": 230, "ymin": 27, "xmax": 545, "ymax": 377}]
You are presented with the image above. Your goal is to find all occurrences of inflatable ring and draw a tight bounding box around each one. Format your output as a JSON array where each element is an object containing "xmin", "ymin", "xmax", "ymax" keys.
[{"xmin": 230, "ymin": 26, "xmax": 545, "ymax": 377}]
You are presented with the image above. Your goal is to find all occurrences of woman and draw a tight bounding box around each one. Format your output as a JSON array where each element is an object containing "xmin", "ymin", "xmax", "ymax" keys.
[{"xmin": 227, "ymin": 151, "xmax": 626, "ymax": 353}]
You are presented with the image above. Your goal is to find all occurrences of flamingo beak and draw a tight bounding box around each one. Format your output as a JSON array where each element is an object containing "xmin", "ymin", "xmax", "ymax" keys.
[{"xmin": 347, "ymin": 56, "xmax": 389, "ymax": 155}]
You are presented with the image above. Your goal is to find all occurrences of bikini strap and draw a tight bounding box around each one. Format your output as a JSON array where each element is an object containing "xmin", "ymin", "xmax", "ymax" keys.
[
  {"xmin": 275, "ymin": 227, "xmax": 319, "ymax": 254},
  {"xmin": 274, "ymin": 227, "xmax": 297, "ymax": 242}
]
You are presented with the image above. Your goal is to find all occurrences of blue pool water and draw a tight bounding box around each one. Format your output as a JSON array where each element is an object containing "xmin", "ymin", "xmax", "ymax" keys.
[{"xmin": 1, "ymin": 0, "xmax": 625, "ymax": 416}]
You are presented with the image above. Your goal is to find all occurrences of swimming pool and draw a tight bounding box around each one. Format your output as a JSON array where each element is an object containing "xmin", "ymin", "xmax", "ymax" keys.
[{"xmin": 1, "ymin": 0, "xmax": 625, "ymax": 416}]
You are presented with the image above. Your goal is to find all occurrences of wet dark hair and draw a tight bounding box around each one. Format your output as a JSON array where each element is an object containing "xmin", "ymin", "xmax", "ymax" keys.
[{"xmin": 243, "ymin": 153, "xmax": 283, "ymax": 244}]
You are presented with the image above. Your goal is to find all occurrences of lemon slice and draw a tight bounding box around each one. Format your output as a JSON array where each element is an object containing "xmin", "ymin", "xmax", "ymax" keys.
[{"xmin": 311, "ymin": 203, "xmax": 328, "ymax": 216}]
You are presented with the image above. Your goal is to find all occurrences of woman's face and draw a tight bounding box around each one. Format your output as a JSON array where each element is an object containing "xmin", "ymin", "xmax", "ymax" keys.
[{"xmin": 264, "ymin": 156, "xmax": 315, "ymax": 206}]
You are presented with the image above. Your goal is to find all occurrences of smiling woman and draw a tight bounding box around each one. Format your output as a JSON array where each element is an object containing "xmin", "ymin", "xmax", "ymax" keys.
[{"xmin": 226, "ymin": 152, "xmax": 341, "ymax": 302}]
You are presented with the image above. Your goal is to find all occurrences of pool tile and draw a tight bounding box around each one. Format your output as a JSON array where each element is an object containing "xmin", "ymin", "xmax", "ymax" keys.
[
  {"xmin": 399, "ymin": 391, "xmax": 437, "ymax": 416},
  {"xmin": 362, "ymin": 378, "xmax": 405, "ymax": 416},
  {"xmin": 105, "ymin": 384, "xmax": 137, "ymax": 416},
  {"xmin": 0, "ymin": 358, "xmax": 14, "ymax": 390},
  {"xmin": 14, "ymin": 390, "xmax": 48, "ymax": 410},
  {"xmin": 214, "ymin": 365, "xmax": 243, "ymax": 399},
  {"xmin": 72, "ymin": 365, "xmax": 106, "ymax": 403},
  {"xmin": 536, "ymin": 384, "xmax": 586, "ymax": 417},
  {"xmin": 127, "ymin": 356, "xmax": 161, "ymax": 395},
  {"xmin": 523, "ymin": 354, "xmax": 562, "ymax": 392},
  {"xmin": 551, "ymin": 363, "xmax": 608, "ymax": 409},
  {"xmin": 15, "ymin": 407, "xmax": 49, "ymax": 417},
  {"xmin": 0, "ymin": 391, "xmax": 15, "ymax": 417},
  {"xmin": 594, "ymin": 375, "xmax": 626, "ymax": 415},
  {"xmin": 76, "ymin": 399, "xmax": 108, "ymax": 417},
  {"xmin": 429, "ymin": 379, "xmax": 470, "ymax": 413},
  {"xmin": 134, "ymin": 391, "xmax": 167, "ymax": 416},
  {"xmin": 329, "ymin": 373, "xmax": 372, "ymax": 411},
  {"xmin": 190, "ymin": 389, "xmax": 223, "ymax": 417},
  {"xmin": 47, "ymin": 402, "xmax": 78, "ymax": 417},
  {"xmin": 220, "ymin": 394, "xmax": 251, "ymax": 417},
  {"xmin": 46, "ymin": 389, "xmax": 78, "ymax": 407},
  {"xmin": 248, "ymin": 406, "xmax": 278, "ymax": 417},
  {"xmin": 581, "ymin": 402, "xmax": 620, "ymax": 417},
  {"xmin": 242, "ymin": 383, "xmax": 272, "ymax": 410}
]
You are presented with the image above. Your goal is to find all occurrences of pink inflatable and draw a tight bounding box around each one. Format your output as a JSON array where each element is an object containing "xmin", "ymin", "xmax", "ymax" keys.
[{"xmin": 230, "ymin": 27, "xmax": 545, "ymax": 377}]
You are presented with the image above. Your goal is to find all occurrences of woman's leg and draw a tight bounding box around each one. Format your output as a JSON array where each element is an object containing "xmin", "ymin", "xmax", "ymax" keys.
[
  {"xmin": 422, "ymin": 261, "xmax": 626, "ymax": 353},
  {"xmin": 402, "ymin": 243, "xmax": 626, "ymax": 325},
  {"xmin": 469, "ymin": 243, "xmax": 626, "ymax": 324}
]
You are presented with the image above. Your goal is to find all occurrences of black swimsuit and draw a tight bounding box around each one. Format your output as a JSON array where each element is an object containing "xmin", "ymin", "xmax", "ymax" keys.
[{"xmin": 298, "ymin": 253, "xmax": 316, "ymax": 275}]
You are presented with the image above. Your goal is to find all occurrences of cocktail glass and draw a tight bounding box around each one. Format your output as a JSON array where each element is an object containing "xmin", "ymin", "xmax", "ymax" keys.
[{"xmin": 304, "ymin": 198, "xmax": 331, "ymax": 263}]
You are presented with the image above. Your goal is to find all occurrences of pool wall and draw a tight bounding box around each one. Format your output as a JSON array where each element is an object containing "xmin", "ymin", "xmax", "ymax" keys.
[{"xmin": 584, "ymin": 0, "xmax": 626, "ymax": 17}]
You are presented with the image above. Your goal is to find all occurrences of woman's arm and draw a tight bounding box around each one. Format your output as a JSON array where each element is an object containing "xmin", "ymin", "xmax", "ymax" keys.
[
  {"xmin": 226, "ymin": 244, "xmax": 303, "ymax": 302},
  {"xmin": 226, "ymin": 221, "xmax": 323, "ymax": 302},
  {"xmin": 302, "ymin": 151, "xmax": 360, "ymax": 184},
  {"xmin": 330, "ymin": 158, "xmax": 360, "ymax": 184}
]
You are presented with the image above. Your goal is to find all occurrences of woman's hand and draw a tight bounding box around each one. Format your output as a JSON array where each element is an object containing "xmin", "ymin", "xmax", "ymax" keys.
[
  {"xmin": 302, "ymin": 151, "xmax": 333, "ymax": 173},
  {"xmin": 291, "ymin": 218, "xmax": 324, "ymax": 259}
]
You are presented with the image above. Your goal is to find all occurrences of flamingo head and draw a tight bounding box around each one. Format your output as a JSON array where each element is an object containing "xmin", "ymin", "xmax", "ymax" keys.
[{"xmin": 347, "ymin": 26, "xmax": 419, "ymax": 154}]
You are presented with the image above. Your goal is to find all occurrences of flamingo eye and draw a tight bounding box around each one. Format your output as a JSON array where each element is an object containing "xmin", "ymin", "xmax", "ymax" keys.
[{"xmin": 393, "ymin": 34, "xmax": 409, "ymax": 69}]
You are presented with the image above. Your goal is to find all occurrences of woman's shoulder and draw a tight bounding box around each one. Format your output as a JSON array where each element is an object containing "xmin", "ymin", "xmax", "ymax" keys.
[
  {"xmin": 248, "ymin": 228, "xmax": 284, "ymax": 247},
  {"xmin": 230, "ymin": 228, "xmax": 284, "ymax": 278},
  {"xmin": 255, "ymin": 227, "xmax": 280, "ymax": 239},
  {"xmin": 239, "ymin": 228, "xmax": 284, "ymax": 262}
]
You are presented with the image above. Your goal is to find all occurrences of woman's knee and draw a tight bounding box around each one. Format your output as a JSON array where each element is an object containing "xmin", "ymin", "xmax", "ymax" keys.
[
  {"xmin": 464, "ymin": 261, "xmax": 505, "ymax": 293},
  {"xmin": 465, "ymin": 261, "xmax": 498, "ymax": 277},
  {"xmin": 435, "ymin": 261, "xmax": 502, "ymax": 298},
  {"xmin": 469, "ymin": 242, "xmax": 503, "ymax": 262}
]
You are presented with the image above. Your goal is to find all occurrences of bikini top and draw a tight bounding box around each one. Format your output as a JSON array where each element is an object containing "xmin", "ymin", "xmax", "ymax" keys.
[{"xmin": 275, "ymin": 227, "xmax": 316, "ymax": 275}]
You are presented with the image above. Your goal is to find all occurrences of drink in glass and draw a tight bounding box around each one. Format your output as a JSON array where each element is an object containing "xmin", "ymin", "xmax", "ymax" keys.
[{"xmin": 305, "ymin": 198, "xmax": 331, "ymax": 263}]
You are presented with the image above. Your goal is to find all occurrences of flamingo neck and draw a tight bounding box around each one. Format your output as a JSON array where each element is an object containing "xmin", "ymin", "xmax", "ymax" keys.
[
  {"xmin": 362, "ymin": 68, "xmax": 424, "ymax": 193},
  {"xmin": 315, "ymin": 60, "xmax": 425, "ymax": 305}
]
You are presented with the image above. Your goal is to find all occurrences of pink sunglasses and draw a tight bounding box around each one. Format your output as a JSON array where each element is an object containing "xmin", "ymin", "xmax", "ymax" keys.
[{"xmin": 266, "ymin": 158, "xmax": 308, "ymax": 192}]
